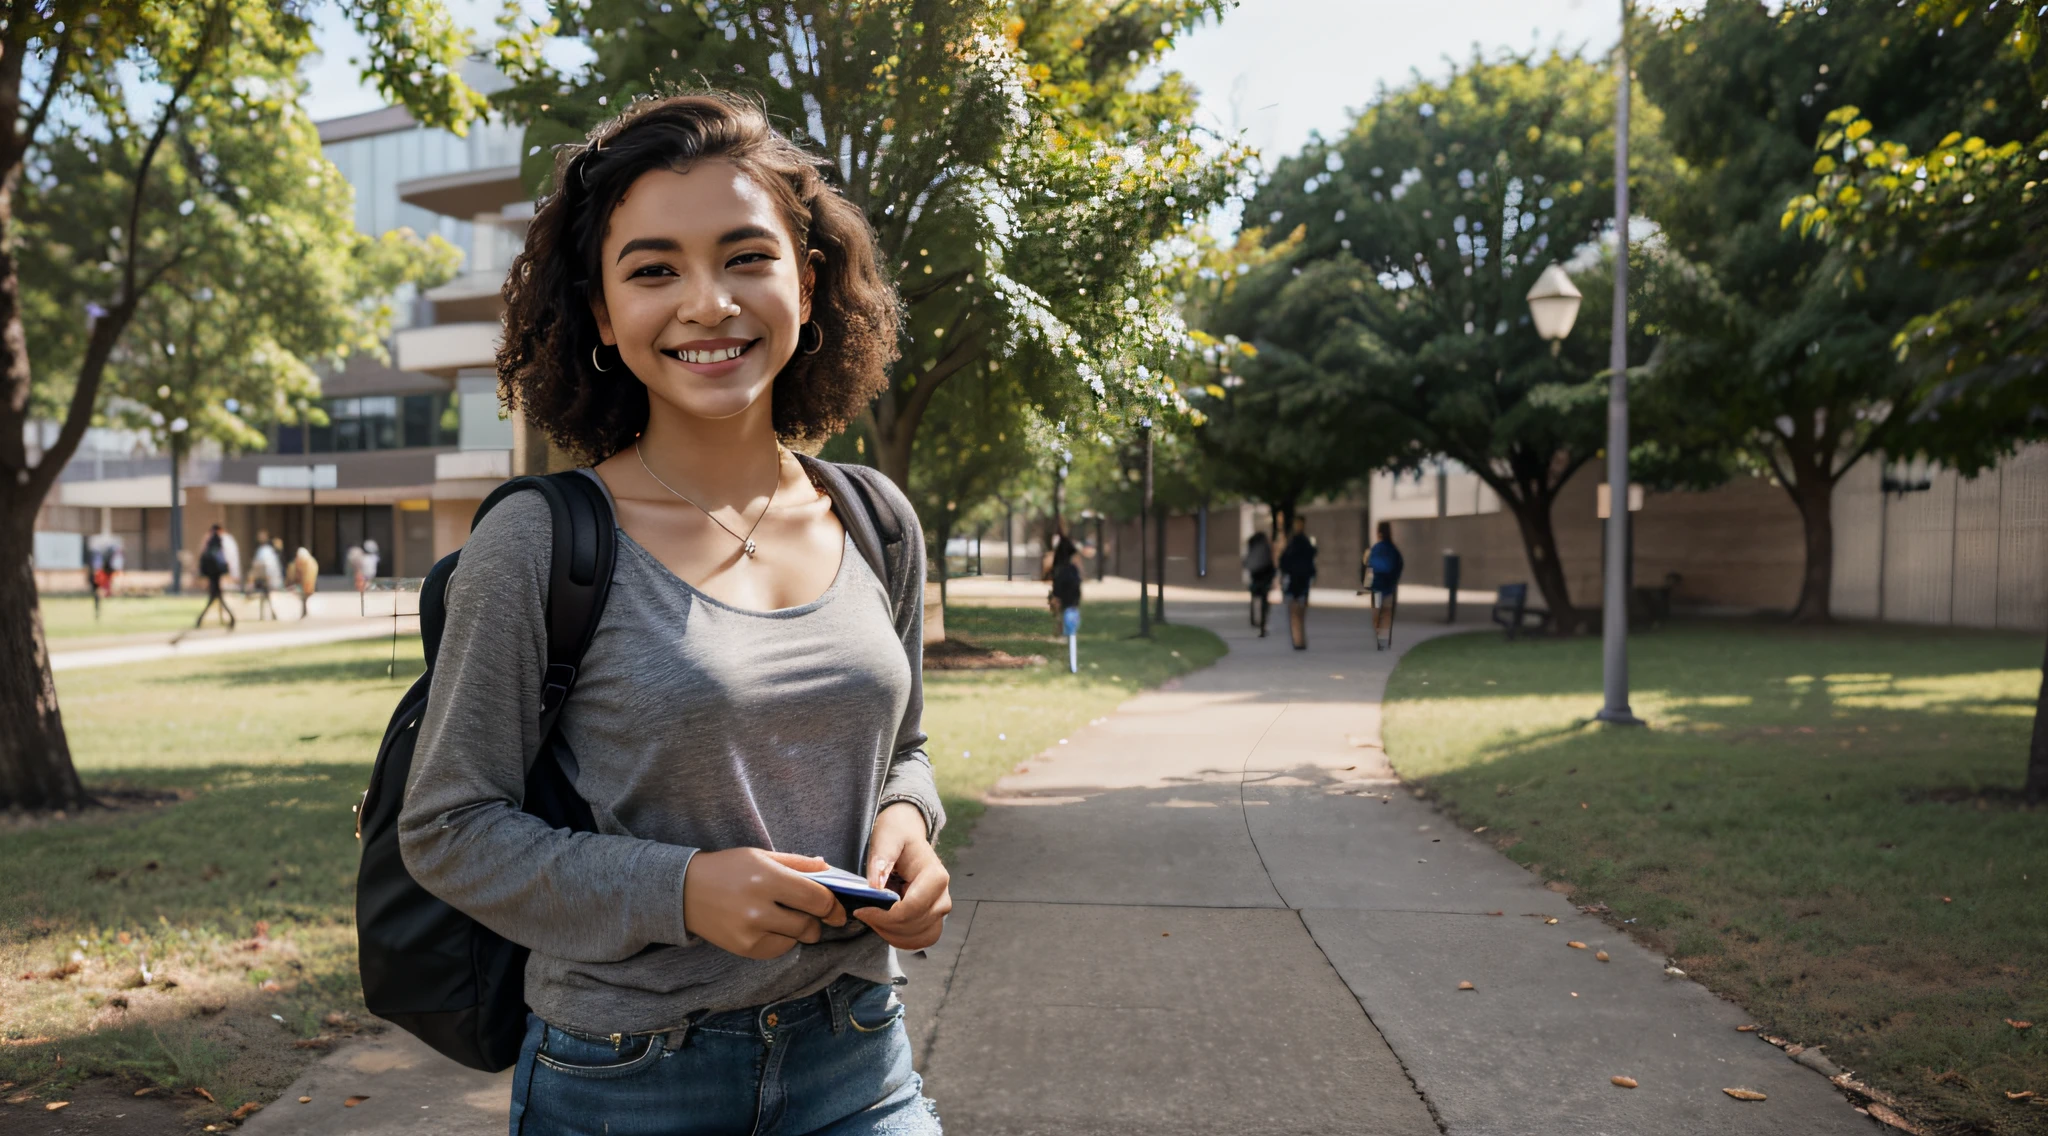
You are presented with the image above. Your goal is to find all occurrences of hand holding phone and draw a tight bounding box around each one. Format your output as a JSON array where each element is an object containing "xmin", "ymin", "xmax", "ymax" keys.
[{"xmin": 800, "ymin": 865, "xmax": 900, "ymax": 913}]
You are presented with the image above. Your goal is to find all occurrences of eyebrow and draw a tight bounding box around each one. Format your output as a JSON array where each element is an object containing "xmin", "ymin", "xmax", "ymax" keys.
[{"xmin": 614, "ymin": 226, "xmax": 781, "ymax": 263}]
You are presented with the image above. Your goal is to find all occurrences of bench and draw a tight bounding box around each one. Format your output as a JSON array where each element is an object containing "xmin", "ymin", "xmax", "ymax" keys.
[{"xmin": 1491, "ymin": 583, "xmax": 1550, "ymax": 640}]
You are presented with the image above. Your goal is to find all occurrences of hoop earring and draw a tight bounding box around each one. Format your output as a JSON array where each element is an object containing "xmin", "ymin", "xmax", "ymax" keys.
[
  {"xmin": 799, "ymin": 321, "xmax": 824, "ymax": 356},
  {"xmin": 591, "ymin": 344, "xmax": 612, "ymax": 373}
]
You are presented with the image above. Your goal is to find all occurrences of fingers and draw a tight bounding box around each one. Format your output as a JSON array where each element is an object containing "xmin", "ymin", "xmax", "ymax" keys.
[{"xmin": 765, "ymin": 851, "xmax": 829, "ymax": 871}]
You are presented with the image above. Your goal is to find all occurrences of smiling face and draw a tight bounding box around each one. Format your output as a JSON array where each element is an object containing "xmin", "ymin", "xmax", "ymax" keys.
[{"xmin": 589, "ymin": 160, "xmax": 813, "ymax": 427}]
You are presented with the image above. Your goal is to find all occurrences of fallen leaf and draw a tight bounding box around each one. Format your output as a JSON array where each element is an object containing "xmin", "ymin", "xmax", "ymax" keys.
[
  {"xmin": 0, "ymin": 1083, "xmax": 10, "ymax": 1091},
  {"xmin": 292, "ymin": 1037, "xmax": 333, "ymax": 1050},
  {"xmin": 1866, "ymin": 1102, "xmax": 1925, "ymax": 1133},
  {"xmin": 194, "ymin": 1087, "xmax": 216, "ymax": 1103},
  {"xmin": 1581, "ymin": 802, "xmax": 1588, "ymax": 809},
  {"xmin": 1545, "ymin": 917, "xmax": 1559, "ymax": 925},
  {"xmin": 1457, "ymin": 981, "xmax": 1475, "ymax": 990},
  {"xmin": 344, "ymin": 1095, "xmax": 370, "ymax": 1107},
  {"xmin": 44, "ymin": 1102, "xmax": 68, "ymax": 1112},
  {"xmin": 1723, "ymin": 1088, "xmax": 1768, "ymax": 1101},
  {"xmin": 4, "ymin": 1093, "xmax": 31, "ymax": 1105},
  {"xmin": 299, "ymin": 1097, "xmax": 313, "ymax": 1104},
  {"xmin": 1486, "ymin": 910, "xmax": 1503, "ymax": 917},
  {"xmin": 2007, "ymin": 1091, "xmax": 2035, "ymax": 1101},
  {"xmin": 2007, "ymin": 1019, "xmax": 2033, "ymax": 1030},
  {"xmin": 1567, "ymin": 941, "xmax": 1588, "ymax": 949},
  {"xmin": 133, "ymin": 1087, "xmax": 158, "ymax": 1097},
  {"xmin": 1612, "ymin": 1076, "xmax": 1638, "ymax": 1089},
  {"xmin": 1785, "ymin": 1044, "xmax": 1805, "ymax": 1056},
  {"xmin": 260, "ymin": 979, "xmax": 282, "ymax": 992},
  {"xmin": 1473, "ymin": 826, "xmax": 1487, "ymax": 834},
  {"xmin": 1765, "ymin": 1036, "xmax": 1788, "ymax": 1047},
  {"xmin": 1596, "ymin": 950, "xmax": 1610, "ymax": 962},
  {"xmin": 231, "ymin": 1102, "xmax": 261, "ymax": 1120},
  {"xmin": 1736, "ymin": 1024, "xmax": 1758, "ymax": 1032}
]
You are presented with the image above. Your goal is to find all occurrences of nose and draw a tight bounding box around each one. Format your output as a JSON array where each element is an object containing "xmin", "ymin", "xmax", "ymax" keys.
[{"xmin": 671, "ymin": 271, "xmax": 742, "ymax": 327}]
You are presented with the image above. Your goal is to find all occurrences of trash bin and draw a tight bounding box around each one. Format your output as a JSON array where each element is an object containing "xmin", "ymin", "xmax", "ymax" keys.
[{"xmin": 1443, "ymin": 552, "xmax": 1461, "ymax": 622}]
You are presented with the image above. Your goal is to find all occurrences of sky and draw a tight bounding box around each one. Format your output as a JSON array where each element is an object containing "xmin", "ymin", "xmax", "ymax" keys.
[{"xmin": 302, "ymin": 1, "xmax": 1683, "ymax": 163}]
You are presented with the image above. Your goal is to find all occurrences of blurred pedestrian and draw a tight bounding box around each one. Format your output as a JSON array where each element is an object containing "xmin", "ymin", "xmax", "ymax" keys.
[
  {"xmin": 250, "ymin": 531, "xmax": 283, "ymax": 621},
  {"xmin": 1364, "ymin": 521, "xmax": 1404, "ymax": 650},
  {"xmin": 218, "ymin": 526, "xmax": 243, "ymax": 596},
  {"xmin": 1278, "ymin": 515, "xmax": 1316, "ymax": 650},
  {"xmin": 360, "ymin": 538, "xmax": 380, "ymax": 588},
  {"xmin": 194, "ymin": 524, "xmax": 236, "ymax": 630},
  {"xmin": 292, "ymin": 546, "xmax": 319, "ymax": 619},
  {"xmin": 1242, "ymin": 530, "xmax": 1275, "ymax": 637},
  {"xmin": 1048, "ymin": 535, "xmax": 1083, "ymax": 674},
  {"xmin": 83, "ymin": 545, "xmax": 101, "ymax": 619}
]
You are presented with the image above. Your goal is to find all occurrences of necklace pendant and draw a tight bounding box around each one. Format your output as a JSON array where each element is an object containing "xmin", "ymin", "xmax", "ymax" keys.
[{"xmin": 743, "ymin": 539, "xmax": 758, "ymax": 558}]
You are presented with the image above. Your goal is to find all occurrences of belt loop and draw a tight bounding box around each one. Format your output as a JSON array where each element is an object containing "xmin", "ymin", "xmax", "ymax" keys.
[{"xmin": 825, "ymin": 980, "xmax": 848, "ymax": 1035}]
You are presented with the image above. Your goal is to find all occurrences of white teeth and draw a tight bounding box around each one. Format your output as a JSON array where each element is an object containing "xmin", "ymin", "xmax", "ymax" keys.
[{"xmin": 674, "ymin": 344, "xmax": 745, "ymax": 364}]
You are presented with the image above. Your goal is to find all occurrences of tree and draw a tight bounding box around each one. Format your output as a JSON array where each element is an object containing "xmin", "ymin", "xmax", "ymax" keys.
[
  {"xmin": 1236, "ymin": 53, "xmax": 1657, "ymax": 633},
  {"xmin": 1633, "ymin": 0, "xmax": 2031, "ymax": 622},
  {"xmin": 0, "ymin": 1, "xmax": 488, "ymax": 813},
  {"xmin": 1791, "ymin": 1, "xmax": 2048, "ymax": 797},
  {"xmin": 495, "ymin": 0, "xmax": 1250, "ymax": 489},
  {"xmin": 893, "ymin": 360, "xmax": 1037, "ymax": 603}
]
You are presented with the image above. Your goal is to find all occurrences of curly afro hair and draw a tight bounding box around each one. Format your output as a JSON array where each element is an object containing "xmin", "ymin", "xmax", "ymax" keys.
[{"xmin": 497, "ymin": 90, "xmax": 900, "ymax": 464}]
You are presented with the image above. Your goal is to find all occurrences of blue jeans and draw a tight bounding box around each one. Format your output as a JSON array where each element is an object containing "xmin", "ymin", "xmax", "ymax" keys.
[
  {"xmin": 1060, "ymin": 606, "xmax": 1080, "ymax": 637},
  {"xmin": 509, "ymin": 975, "xmax": 942, "ymax": 1136}
]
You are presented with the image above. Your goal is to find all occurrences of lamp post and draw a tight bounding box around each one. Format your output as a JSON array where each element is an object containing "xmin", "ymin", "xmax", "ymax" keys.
[
  {"xmin": 1522, "ymin": 0, "xmax": 1641, "ymax": 728},
  {"xmin": 1136, "ymin": 415, "xmax": 1153, "ymax": 639}
]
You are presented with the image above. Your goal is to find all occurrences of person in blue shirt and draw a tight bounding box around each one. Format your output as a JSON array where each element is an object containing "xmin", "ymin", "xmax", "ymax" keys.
[{"xmin": 1365, "ymin": 521, "xmax": 1404, "ymax": 650}]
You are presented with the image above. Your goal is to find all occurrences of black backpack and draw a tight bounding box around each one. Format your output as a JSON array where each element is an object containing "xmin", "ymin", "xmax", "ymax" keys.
[
  {"xmin": 353, "ymin": 462, "xmax": 908, "ymax": 1073},
  {"xmin": 198, "ymin": 536, "xmax": 226, "ymax": 580}
]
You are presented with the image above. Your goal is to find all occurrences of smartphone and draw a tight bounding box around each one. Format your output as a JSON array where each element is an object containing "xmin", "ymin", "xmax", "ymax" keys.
[{"xmin": 800, "ymin": 866, "xmax": 900, "ymax": 913}]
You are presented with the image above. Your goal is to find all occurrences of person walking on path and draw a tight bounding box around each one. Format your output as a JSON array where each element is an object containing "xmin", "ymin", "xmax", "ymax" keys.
[
  {"xmin": 1242, "ymin": 530, "xmax": 1275, "ymax": 637},
  {"xmin": 398, "ymin": 92, "xmax": 949, "ymax": 1136},
  {"xmin": 1364, "ymin": 521, "xmax": 1404, "ymax": 650},
  {"xmin": 1279, "ymin": 516, "xmax": 1317, "ymax": 650},
  {"xmin": 290, "ymin": 546, "xmax": 319, "ymax": 619},
  {"xmin": 193, "ymin": 525, "xmax": 236, "ymax": 631},
  {"xmin": 1049, "ymin": 535, "xmax": 1083, "ymax": 674},
  {"xmin": 249, "ymin": 532, "xmax": 283, "ymax": 621},
  {"xmin": 358, "ymin": 538, "xmax": 380, "ymax": 589}
]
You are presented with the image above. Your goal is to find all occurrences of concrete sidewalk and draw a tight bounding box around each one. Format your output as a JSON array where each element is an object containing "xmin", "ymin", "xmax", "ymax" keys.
[
  {"xmin": 245, "ymin": 593, "xmax": 1878, "ymax": 1135},
  {"xmin": 50, "ymin": 593, "xmax": 416, "ymax": 672},
  {"xmin": 917, "ymin": 596, "xmax": 1876, "ymax": 1136}
]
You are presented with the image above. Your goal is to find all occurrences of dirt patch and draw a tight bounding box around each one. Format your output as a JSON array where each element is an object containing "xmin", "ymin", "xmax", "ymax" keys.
[
  {"xmin": 1, "ymin": 1074, "xmax": 209, "ymax": 1134},
  {"xmin": 0, "ymin": 786, "xmax": 191, "ymax": 832},
  {"xmin": 923, "ymin": 637, "xmax": 1047, "ymax": 671}
]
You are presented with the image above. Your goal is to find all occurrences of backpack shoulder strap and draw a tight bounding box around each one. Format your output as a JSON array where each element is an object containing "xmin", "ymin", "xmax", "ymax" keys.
[
  {"xmin": 797, "ymin": 456, "xmax": 905, "ymax": 610},
  {"xmin": 470, "ymin": 470, "xmax": 617, "ymax": 739}
]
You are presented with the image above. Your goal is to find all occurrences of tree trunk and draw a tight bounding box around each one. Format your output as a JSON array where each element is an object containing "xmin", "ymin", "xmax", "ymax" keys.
[
  {"xmin": 1505, "ymin": 495, "xmax": 1580, "ymax": 635},
  {"xmin": 1786, "ymin": 473, "xmax": 1833, "ymax": 624},
  {"xmin": 2028, "ymin": 631, "xmax": 2048, "ymax": 805},
  {"xmin": 932, "ymin": 516, "xmax": 952, "ymax": 610},
  {"xmin": 874, "ymin": 423, "xmax": 911, "ymax": 492},
  {"xmin": 0, "ymin": 510, "xmax": 90, "ymax": 812}
]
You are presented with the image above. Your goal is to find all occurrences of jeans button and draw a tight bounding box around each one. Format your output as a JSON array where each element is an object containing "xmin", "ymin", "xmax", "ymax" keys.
[{"xmin": 765, "ymin": 1012, "xmax": 778, "ymax": 1027}]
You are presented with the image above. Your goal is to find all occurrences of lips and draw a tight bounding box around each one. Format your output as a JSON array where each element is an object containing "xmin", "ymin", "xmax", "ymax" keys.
[{"xmin": 660, "ymin": 339, "xmax": 758, "ymax": 364}]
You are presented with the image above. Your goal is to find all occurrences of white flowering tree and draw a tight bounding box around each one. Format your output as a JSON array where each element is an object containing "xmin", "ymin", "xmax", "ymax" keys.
[
  {"xmin": 497, "ymin": 0, "xmax": 1253, "ymax": 489},
  {"xmin": 0, "ymin": 1, "xmax": 489, "ymax": 813}
]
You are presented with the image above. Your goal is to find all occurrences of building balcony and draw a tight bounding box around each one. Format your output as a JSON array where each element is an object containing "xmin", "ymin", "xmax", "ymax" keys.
[{"xmin": 396, "ymin": 321, "xmax": 500, "ymax": 377}]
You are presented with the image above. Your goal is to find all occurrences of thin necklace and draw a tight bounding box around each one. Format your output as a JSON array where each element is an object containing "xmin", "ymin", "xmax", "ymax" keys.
[{"xmin": 635, "ymin": 440, "xmax": 783, "ymax": 559}]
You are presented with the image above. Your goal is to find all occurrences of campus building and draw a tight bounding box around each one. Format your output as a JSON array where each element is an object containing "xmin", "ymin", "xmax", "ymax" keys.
[
  {"xmin": 32, "ymin": 64, "xmax": 539, "ymax": 589},
  {"xmin": 1097, "ymin": 445, "xmax": 2048, "ymax": 634}
]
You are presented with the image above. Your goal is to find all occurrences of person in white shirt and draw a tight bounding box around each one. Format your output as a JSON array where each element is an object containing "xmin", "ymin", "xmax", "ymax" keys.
[{"xmin": 250, "ymin": 533, "xmax": 284, "ymax": 620}]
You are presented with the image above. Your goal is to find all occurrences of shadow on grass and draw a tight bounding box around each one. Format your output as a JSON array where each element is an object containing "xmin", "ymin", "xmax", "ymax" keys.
[
  {"xmin": 0, "ymin": 762, "xmax": 374, "ymax": 1114},
  {"xmin": 1382, "ymin": 622, "xmax": 2048, "ymax": 1134}
]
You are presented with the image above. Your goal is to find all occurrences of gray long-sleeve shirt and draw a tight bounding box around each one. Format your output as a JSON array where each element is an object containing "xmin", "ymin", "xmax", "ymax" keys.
[{"xmin": 397, "ymin": 467, "xmax": 944, "ymax": 1036}]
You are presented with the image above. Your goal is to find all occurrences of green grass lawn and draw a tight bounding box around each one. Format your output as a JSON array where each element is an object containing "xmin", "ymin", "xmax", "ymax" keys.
[
  {"xmin": 40, "ymin": 595, "xmax": 219, "ymax": 641},
  {"xmin": 1382, "ymin": 621, "xmax": 2048, "ymax": 1135},
  {"xmin": 0, "ymin": 600, "xmax": 1220, "ymax": 1116}
]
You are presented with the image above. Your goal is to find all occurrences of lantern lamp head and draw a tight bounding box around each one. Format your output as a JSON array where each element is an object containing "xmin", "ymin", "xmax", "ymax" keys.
[{"xmin": 1525, "ymin": 263, "xmax": 1584, "ymax": 346}]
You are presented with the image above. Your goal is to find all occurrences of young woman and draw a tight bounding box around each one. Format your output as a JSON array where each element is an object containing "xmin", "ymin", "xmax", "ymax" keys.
[
  {"xmin": 1278, "ymin": 516, "xmax": 1317, "ymax": 650},
  {"xmin": 1364, "ymin": 521, "xmax": 1404, "ymax": 650},
  {"xmin": 397, "ymin": 92, "xmax": 949, "ymax": 1136},
  {"xmin": 1048, "ymin": 535, "xmax": 1082, "ymax": 673},
  {"xmin": 1242, "ymin": 530, "xmax": 1274, "ymax": 637}
]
